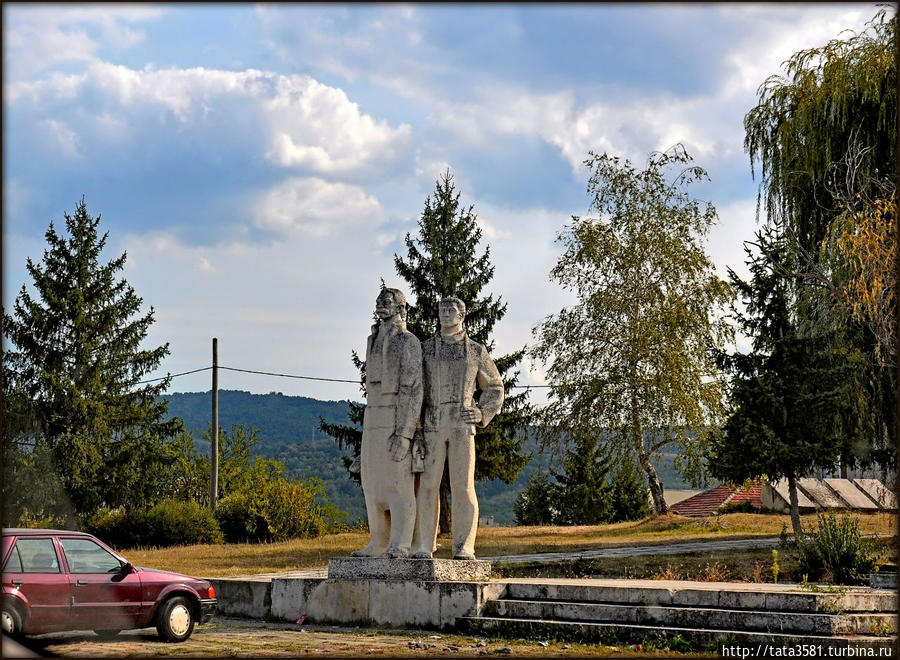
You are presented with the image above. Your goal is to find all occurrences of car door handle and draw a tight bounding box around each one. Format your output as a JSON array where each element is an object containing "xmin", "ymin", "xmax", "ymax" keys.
[
  {"xmin": 76, "ymin": 579, "xmax": 88, "ymax": 586},
  {"xmin": 11, "ymin": 580, "xmax": 22, "ymax": 586}
]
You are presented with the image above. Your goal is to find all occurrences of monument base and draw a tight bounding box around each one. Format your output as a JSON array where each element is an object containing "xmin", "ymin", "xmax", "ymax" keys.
[{"xmin": 328, "ymin": 556, "xmax": 492, "ymax": 582}]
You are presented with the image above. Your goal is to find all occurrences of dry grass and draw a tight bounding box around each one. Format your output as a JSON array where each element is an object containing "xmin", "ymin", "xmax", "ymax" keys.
[{"xmin": 123, "ymin": 511, "xmax": 897, "ymax": 578}]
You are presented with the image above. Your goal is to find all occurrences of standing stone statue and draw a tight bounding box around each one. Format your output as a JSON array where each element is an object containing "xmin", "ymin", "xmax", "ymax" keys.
[
  {"xmin": 352, "ymin": 288, "xmax": 423, "ymax": 558},
  {"xmin": 411, "ymin": 297, "xmax": 504, "ymax": 560}
]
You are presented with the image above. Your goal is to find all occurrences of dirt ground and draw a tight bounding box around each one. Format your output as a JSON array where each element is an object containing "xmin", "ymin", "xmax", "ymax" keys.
[{"xmin": 17, "ymin": 617, "xmax": 701, "ymax": 658}]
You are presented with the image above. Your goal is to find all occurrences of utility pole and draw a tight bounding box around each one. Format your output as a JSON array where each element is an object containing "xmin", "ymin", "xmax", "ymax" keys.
[{"xmin": 210, "ymin": 337, "xmax": 219, "ymax": 510}]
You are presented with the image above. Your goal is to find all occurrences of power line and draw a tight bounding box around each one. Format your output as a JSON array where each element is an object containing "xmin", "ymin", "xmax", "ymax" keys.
[
  {"xmin": 220, "ymin": 365, "xmax": 360, "ymax": 384},
  {"xmin": 136, "ymin": 363, "xmax": 553, "ymax": 388},
  {"xmin": 136, "ymin": 366, "xmax": 212, "ymax": 384}
]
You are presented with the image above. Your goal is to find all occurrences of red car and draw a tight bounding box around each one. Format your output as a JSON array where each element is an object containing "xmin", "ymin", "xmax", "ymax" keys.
[{"xmin": 1, "ymin": 528, "xmax": 216, "ymax": 642}]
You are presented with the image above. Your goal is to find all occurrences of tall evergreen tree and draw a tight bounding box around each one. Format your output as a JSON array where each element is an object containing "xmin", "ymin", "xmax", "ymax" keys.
[
  {"xmin": 394, "ymin": 171, "xmax": 531, "ymax": 530},
  {"xmin": 708, "ymin": 227, "xmax": 871, "ymax": 536},
  {"xmin": 551, "ymin": 437, "xmax": 614, "ymax": 526},
  {"xmin": 2, "ymin": 199, "xmax": 181, "ymax": 522}
]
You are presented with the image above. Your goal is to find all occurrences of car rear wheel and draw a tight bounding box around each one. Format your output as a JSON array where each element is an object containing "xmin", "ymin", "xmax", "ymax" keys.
[
  {"xmin": 155, "ymin": 596, "xmax": 195, "ymax": 643},
  {"xmin": 2, "ymin": 601, "xmax": 24, "ymax": 638},
  {"xmin": 94, "ymin": 629, "xmax": 122, "ymax": 639}
]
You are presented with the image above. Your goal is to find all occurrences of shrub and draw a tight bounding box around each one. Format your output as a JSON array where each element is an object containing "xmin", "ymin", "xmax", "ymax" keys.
[
  {"xmin": 718, "ymin": 500, "xmax": 763, "ymax": 514},
  {"xmin": 82, "ymin": 500, "xmax": 223, "ymax": 549},
  {"xmin": 81, "ymin": 507, "xmax": 139, "ymax": 549},
  {"xmin": 260, "ymin": 477, "xmax": 337, "ymax": 541},
  {"xmin": 215, "ymin": 493, "xmax": 270, "ymax": 543},
  {"xmin": 797, "ymin": 512, "xmax": 879, "ymax": 584},
  {"xmin": 143, "ymin": 500, "xmax": 223, "ymax": 547}
]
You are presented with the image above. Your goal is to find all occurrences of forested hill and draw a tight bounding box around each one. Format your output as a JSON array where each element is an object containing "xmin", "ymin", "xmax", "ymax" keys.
[{"xmin": 162, "ymin": 390, "xmax": 692, "ymax": 524}]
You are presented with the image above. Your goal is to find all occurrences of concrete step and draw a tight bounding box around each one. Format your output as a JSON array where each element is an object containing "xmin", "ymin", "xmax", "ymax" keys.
[
  {"xmin": 462, "ymin": 615, "xmax": 898, "ymax": 651},
  {"xmin": 502, "ymin": 580, "xmax": 898, "ymax": 613},
  {"xmin": 483, "ymin": 599, "xmax": 897, "ymax": 636}
]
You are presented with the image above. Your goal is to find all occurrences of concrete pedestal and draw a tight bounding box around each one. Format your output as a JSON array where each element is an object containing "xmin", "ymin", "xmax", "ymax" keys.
[{"xmin": 328, "ymin": 556, "xmax": 492, "ymax": 582}]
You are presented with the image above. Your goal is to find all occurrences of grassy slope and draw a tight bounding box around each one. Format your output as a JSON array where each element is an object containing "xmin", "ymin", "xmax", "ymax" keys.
[{"xmin": 125, "ymin": 512, "xmax": 896, "ymax": 578}]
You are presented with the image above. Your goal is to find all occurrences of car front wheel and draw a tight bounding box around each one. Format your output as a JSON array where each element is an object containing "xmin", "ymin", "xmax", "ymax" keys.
[
  {"xmin": 155, "ymin": 596, "xmax": 195, "ymax": 643},
  {"xmin": 1, "ymin": 601, "xmax": 24, "ymax": 638}
]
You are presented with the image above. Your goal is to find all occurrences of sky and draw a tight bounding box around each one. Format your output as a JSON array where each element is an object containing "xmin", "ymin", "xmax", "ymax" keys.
[{"xmin": 2, "ymin": 2, "xmax": 886, "ymax": 405}]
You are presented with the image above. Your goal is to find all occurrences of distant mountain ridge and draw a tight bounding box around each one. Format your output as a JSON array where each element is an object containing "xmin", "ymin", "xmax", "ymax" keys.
[{"xmin": 162, "ymin": 390, "xmax": 692, "ymax": 524}]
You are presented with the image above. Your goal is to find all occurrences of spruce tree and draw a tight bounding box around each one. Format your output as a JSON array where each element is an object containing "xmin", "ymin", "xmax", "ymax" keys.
[
  {"xmin": 2, "ymin": 199, "xmax": 180, "ymax": 521},
  {"xmin": 395, "ymin": 171, "xmax": 531, "ymax": 530},
  {"xmin": 708, "ymin": 226, "xmax": 871, "ymax": 536}
]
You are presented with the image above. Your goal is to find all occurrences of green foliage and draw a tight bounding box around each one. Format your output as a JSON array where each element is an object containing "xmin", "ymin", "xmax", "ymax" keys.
[
  {"xmin": 609, "ymin": 454, "xmax": 652, "ymax": 522},
  {"xmin": 2, "ymin": 199, "xmax": 180, "ymax": 522},
  {"xmin": 166, "ymin": 423, "xmax": 345, "ymax": 543},
  {"xmin": 83, "ymin": 500, "xmax": 223, "ymax": 549},
  {"xmin": 743, "ymin": 8, "xmax": 897, "ymax": 473},
  {"xmin": 513, "ymin": 448, "xmax": 651, "ymax": 526},
  {"xmin": 259, "ymin": 477, "xmax": 337, "ymax": 541},
  {"xmin": 552, "ymin": 439, "xmax": 614, "ymax": 525},
  {"xmin": 796, "ymin": 513, "xmax": 880, "ymax": 585},
  {"xmin": 744, "ymin": 8, "xmax": 896, "ymax": 254},
  {"xmin": 531, "ymin": 145, "xmax": 734, "ymax": 515},
  {"xmin": 708, "ymin": 227, "xmax": 871, "ymax": 536},
  {"xmin": 214, "ymin": 493, "xmax": 268, "ymax": 543},
  {"xmin": 513, "ymin": 470, "xmax": 558, "ymax": 526}
]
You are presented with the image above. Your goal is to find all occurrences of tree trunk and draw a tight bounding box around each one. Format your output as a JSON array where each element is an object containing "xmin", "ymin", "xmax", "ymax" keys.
[
  {"xmin": 438, "ymin": 463, "xmax": 451, "ymax": 535},
  {"xmin": 641, "ymin": 451, "xmax": 668, "ymax": 515},
  {"xmin": 786, "ymin": 472, "xmax": 803, "ymax": 538},
  {"xmin": 630, "ymin": 385, "xmax": 667, "ymax": 516}
]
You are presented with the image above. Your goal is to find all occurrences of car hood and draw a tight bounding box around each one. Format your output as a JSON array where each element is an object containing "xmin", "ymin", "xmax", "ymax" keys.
[{"xmin": 135, "ymin": 567, "xmax": 209, "ymax": 584}]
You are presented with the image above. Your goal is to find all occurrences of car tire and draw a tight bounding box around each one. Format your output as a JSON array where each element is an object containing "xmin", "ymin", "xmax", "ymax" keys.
[
  {"xmin": 2, "ymin": 600, "xmax": 24, "ymax": 638},
  {"xmin": 94, "ymin": 629, "xmax": 122, "ymax": 639},
  {"xmin": 155, "ymin": 596, "xmax": 195, "ymax": 643}
]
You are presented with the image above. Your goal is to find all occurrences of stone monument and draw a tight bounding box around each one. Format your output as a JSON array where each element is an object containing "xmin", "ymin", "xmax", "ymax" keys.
[
  {"xmin": 411, "ymin": 296, "xmax": 504, "ymax": 560},
  {"xmin": 351, "ymin": 287, "xmax": 422, "ymax": 558}
]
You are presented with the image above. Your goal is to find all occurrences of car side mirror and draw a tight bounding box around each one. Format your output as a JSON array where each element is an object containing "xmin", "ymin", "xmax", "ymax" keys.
[{"xmin": 120, "ymin": 562, "xmax": 135, "ymax": 575}]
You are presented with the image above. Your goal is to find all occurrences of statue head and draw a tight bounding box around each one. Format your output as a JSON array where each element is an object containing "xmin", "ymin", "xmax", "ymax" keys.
[
  {"xmin": 439, "ymin": 296, "xmax": 466, "ymax": 330},
  {"xmin": 376, "ymin": 287, "xmax": 408, "ymax": 321}
]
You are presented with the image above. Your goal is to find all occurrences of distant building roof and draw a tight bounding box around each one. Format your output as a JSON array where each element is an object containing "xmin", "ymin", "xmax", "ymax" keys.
[{"xmin": 669, "ymin": 483, "xmax": 762, "ymax": 517}]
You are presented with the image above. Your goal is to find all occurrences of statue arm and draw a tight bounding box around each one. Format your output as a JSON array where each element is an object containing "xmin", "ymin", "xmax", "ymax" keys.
[
  {"xmin": 394, "ymin": 336, "xmax": 423, "ymax": 440},
  {"xmin": 474, "ymin": 350, "xmax": 504, "ymax": 428}
]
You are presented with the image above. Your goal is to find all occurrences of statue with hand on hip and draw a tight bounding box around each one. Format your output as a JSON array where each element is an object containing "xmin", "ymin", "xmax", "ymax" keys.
[{"xmin": 411, "ymin": 296, "xmax": 504, "ymax": 560}]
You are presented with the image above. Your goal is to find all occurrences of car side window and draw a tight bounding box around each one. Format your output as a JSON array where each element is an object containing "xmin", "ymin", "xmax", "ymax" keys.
[
  {"xmin": 3, "ymin": 545, "xmax": 24, "ymax": 573},
  {"xmin": 13, "ymin": 538, "xmax": 60, "ymax": 573},
  {"xmin": 59, "ymin": 538, "xmax": 122, "ymax": 574}
]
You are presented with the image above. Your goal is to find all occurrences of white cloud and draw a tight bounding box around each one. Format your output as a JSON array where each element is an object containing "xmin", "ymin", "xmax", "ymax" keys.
[
  {"xmin": 42, "ymin": 119, "xmax": 81, "ymax": 157},
  {"xmin": 254, "ymin": 177, "xmax": 385, "ymax": 236},
  {"xmin": 3, "ymin": 5, "xmax": 164, "ymax": 80},
  {"xmin": 7, "ymin": 63, "xmax": 413, "ymax": 178}
]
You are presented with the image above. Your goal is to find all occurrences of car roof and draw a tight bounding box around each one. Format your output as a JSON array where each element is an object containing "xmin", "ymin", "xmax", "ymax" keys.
[{"xmin": 2, "ymin": 528, "xmax": 92, "ymax": 536}]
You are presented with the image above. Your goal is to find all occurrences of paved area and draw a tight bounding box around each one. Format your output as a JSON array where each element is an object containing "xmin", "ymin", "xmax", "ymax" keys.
[{"xmin": 15, "ymin": 617, "xmax": 660, "ymax": 658}]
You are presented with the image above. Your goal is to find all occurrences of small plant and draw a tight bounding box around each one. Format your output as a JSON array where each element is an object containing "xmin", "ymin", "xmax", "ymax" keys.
[
  {"xmin": 796, "ymin": 512, "xmax": 880, "ymax": 584},
  {"xmin": 771, "ymin": 549, "xmax": 780, "ymax": 584},
  {"xmin": 869, "ymin": 619, "xmax": 894, "ymax": 637},
  {"xmin": 751, "ymin": 561, "xmax": 765, "ymax": 583},
  {"xmin": 653, "ymin": 564, "xmax": 681, "ymax": 580},
  {"xmin": 702, "ymin": 562, "xmax": 727, "ymax": 582}
]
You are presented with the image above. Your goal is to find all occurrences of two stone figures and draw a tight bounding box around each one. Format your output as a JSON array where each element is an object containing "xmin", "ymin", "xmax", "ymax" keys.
[{"xmin": 352, "ymin": 288, "xmax": 504, "ymax": 560}]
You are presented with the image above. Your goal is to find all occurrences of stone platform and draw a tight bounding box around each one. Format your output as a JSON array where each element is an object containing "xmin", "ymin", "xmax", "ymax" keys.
[{"xmin": 328, "ymin": 556, "xmax": 491, "ymax": 582}]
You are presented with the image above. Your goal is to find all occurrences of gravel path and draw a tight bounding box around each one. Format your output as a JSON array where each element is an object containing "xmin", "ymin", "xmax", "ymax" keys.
[{"xmin": 481, "ymin": 536, "xmax": 781, "ymax": 564}]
